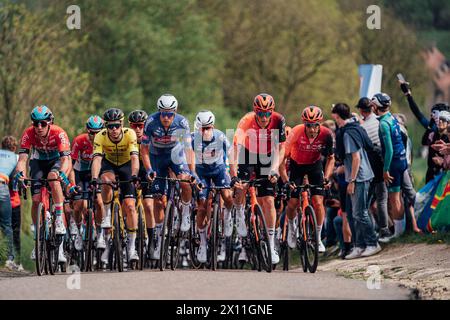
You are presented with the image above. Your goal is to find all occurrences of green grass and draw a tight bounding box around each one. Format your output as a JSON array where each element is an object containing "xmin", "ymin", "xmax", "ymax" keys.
[
  {"xmin": 390, "ymin": 231, "xmax": 450, "ymax": 245},
  {"xmin": 411, "ymin": 156, "xmax": 427, "ymax": 191}
]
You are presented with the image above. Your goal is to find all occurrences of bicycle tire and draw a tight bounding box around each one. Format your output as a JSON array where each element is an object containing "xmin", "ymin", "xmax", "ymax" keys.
[
  {"xmin": 160, "ymin": 200, "xmax": 173, "ymax": 271},
  {"xmin": 282, "ymin": 242, "xmax": 289, "ymax": 271},
  {"xmin": 47, "ymin": 217, "xmax": 59, "ymax": 275},
  {"xmin": 210, "ymin": 203, "xmax": 219, "ymax": 271},
  {"xmin": 304, "ymin": 205, "xmax": 319, "ymax": 273},
  {"xmin": 112, "ymin": 203, "xmax": 124, "ymax": 272},
  {"xmin": 35, "ymin": 203, "xmax": 46, "ymax": 276},
  {"xmin": 84, "ymin": 209, "xmax": 94, "ymax": 272},
  {"xmin": 297, "ymin": 209, "xmax": 308, "ymax": 273},
  {"xmin": 188, "ymin": 207, "xmax": 202, "ymax": 269},
  {"xmin": 254, "ymin": 204, "xmax": 272, "ymax": 273},
  {"xmin": 170, "ymin": 205, "xmax": 181, "ymax": 270},
  {"xmin": 137, "ymin": 206, "xmax": 145, "ymax": 270}
]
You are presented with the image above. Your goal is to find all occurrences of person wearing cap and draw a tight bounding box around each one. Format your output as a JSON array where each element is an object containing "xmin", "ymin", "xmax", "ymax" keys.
[
  {"xmin": 356, "ymin": 97, "xmax": 391, "ymax": 241},
  {"xmin": 371, "ymin": 93, "xmax": 408, "ymax": 240}
]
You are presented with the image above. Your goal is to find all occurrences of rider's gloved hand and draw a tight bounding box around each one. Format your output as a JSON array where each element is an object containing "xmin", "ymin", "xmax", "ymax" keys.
[
  {"xmin": 282, "ymin": 182, "xmax": 292, "ymax": 198},
  {"xmin": 131, "ymin": 175, "xmax": 140, "ymax": 185},
  {"xmin": 13, "ymin": 171, "xmax": 24, "ymax": 191},
  {"xmin": 146, "ymin": 169, "xmax": 155, "ymax": 182},
  {"xmin": 230, "ymin": 176, "xmax": 240, "ymax": 188},
  {"xmin": 90, "ymin": 178, "xmax": 98, "ymax": 191},
  {"xmin": 269, "ymin": 170, "xmax": 279, "ymax": 184},
  {"xmin": 68, "ymin": 183, "xmax": 80, "ymax": 195}
]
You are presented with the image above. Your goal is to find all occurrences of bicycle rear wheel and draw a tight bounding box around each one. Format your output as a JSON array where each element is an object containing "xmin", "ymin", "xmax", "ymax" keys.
[
  {"xmin": 254, "ymin": 205, "xmax": 272, "ymax": 273},
  {"xmin": 304, "ymin": 205, "xmax": 319, "ymax": 273},
  {"xmin": 160, "ymin": 200, "xmax": 173, "ymax": 271},
  {"xmin": 35, "ymin": 203, "xmax": 47, "ymax": 276}
]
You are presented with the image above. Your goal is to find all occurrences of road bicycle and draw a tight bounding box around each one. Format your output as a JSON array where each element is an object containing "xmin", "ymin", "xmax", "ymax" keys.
[{"xmin": 19, "ymin": 178, "xmax": 65, "ymax": 276}]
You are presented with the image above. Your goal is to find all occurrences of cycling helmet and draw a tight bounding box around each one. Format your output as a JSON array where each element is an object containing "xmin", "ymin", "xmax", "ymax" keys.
[
  {"xmin": 431, "ymin": 103, "xmax": 449, "ymax": 112},
  {"xmin": 439, "ymin": 111, "xmax": 450, "ymax": 122},
  {"xmin": 302, "ymin": 106, "xmax": 323, "ymax": 123},
  {"xmin": 31, "ymin": 105, "xmax": 53, "ymax": 121},
  {"xmin": 86, "ymin": 115, "xmax": 104, "ymax": 130},
  {"xmin": 194, "ymin": 110, "xmax": 215, "ymax": 130},
  {"xmin": 103, "ymin": 108, "xmax": 124, "ymax": 122},
  {"xmin": 157, "ymin": 94, "xmax": 178, "ymax": 111},
  {"xmin": 253, "ymin": 93, "xmax": 275, "ymax": 112},
  {"xmin": 371, "ymin": 93, "xmax": 391, "ymax": 109},
  {"xmin": 128, "ymin": 110, "xmax": 148, "ymax": 123}
]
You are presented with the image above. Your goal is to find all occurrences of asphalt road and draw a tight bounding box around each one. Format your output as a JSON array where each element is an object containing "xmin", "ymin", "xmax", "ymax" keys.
[{"xmin": 0, "ymin": 268, "xmax": 411, "ymax": 300}]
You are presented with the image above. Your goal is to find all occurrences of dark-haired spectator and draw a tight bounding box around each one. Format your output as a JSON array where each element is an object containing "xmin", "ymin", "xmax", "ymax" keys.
[
  {"xmin": 2, "ymin": 136, "xmax": 23, "ymax": 270},
  {"xmin": 332, "ymin": 103, "xmax": 381, "ymax": 259},
  {"xmin": 356, "ymin": 97, "xmax": 391, "ymax": 241},
  {"xmin": 0, "ymin": 136, "xmax": 18, "ymax": 270}
]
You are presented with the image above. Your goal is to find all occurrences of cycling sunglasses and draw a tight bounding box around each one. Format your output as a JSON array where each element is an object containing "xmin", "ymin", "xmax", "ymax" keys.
[
  {"xmin": 88, "ymin": 130, "xmax": 101, "ymax": 136},
  {"xmin": 106, "ymin": 123, "xmax": 122, "ymax": 130},
  {"xmin": 160, "ymin": 111, "xmax": 175, "ymax": 119},
  {"xmin": 200, "ymin": 126, "xmax": 213, "ymax": 132},
  {"xmin": 305, "ymin": 122, "xmax": 320, "ymax": 128},
  {"xmin": 33, "ymin": 120, "xmax": 50, "ymax": 127},
  {"xmin": 130, "ymin": 123, "xmax": 145, "ymax": 129},
  {"xmin": 256, "ymin": 111, "xmax": 272, "ymax": 118}
]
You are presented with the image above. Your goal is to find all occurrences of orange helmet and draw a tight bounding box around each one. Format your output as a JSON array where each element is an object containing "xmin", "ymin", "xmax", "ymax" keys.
[
  {"xmin": 285, "ymin": 125, "xmax": 292, "ymax": 137},
  {"xmin": 253, "ymin": 93, "xmax": 275, "ymax": 112},
  {"xmin": 302, "ymin": 106, "xmax": 323, "ymax": 123}
]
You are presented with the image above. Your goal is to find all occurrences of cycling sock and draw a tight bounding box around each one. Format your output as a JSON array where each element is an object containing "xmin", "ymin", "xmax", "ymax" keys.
[
  {"xmin": 104, "ymin": 203, "xmax": 112, "ymax": 217},
  {"xmin": 317, "ymin": 224, "xmax": 323, "ymax": 242},
  {"xmin": 155, "ymin": 223, "xmax": 163, "ymax": 239},
  {"xmin": 181, "ymin": 201, "xmax": 190, "ymax": 215},
  {"xmin": 54, "ymin": 203, "xmax": 64, "ymax": 216},
  {"xmin": 224, "ymin": 207, "xmax": 232, "ymax": 221},
  {"xmin": 128, "ymin": 231, "xmax": 137, "ymax": 251},
  {"xmin": 268, "ymin": 227, "xmax": 275, "ymax": 252},
  {"xmin": 236, "ymin": 205, "xmax": 245, "ymax": 218},
  {"xmin": 393, "ymin": 218, "xmax": 405, "ymax": 237},
  {"xmin": 199, "ymin": 227, "xmax": 207, "ymax": 246},
  {"xmin": 147, "ymin": 228, "xmax": 154, "ymax": 243}
]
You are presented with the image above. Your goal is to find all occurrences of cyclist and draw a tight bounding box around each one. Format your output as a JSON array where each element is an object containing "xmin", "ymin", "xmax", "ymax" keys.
[
  {"xmin": 280, "ymin": 106, "xmax": 335, "ymax": 253},
  {"xmin": 371, "ymin": 93, "xmax": 407, "ymax": 239},
  {"xmin": 191, "ymin": 110, "xmax": 233, "ymax": 263},
  {"xmin": 15, "ymin": 106, "xmax": 72, "ymax": 264},
  {"xmin": 70, "ymin": 115, "xmax": 104, "ymax": 250},
  {"xmin": 141, "ymin": 94, "xmax": 195, "ymax": 260},
  {"xmin": 230, "ymin": 93, "xmax": 286, "ymax": 265},
  {"xmin": 128, "ymin": 110, "xmax": 155, "ymax": 250},
  {"xmin": 90, "ymin": 108, "xmax": 140, "ymax": 264}
]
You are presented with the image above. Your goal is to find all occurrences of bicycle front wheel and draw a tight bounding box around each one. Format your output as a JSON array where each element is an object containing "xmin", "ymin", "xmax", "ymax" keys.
[
  {"xmin": 304, "ymin": 205, "xmax": 319, "ymax": 273},
  {"xmin": 84, "ymin": 209, "xmax": 94, "ymax": 272},
  {"xmin": 170, "ymin": 205, "xmax": 181, "ymax": 270},
  {"xmin": 254, "ymin": 205, "xmax": 272, "ymax": 273},
  {"xmin": 160, "ymin": 200, "xmax": 173, "ymax": 271},
  {"xmin": 137, "ymin": 206, "xmax": 145, "ymax": 270},
  {"xmin": 112, "ymin": 203, "xmax": 124, "ymax": 272},
  {"xmin": 35, "ymin": 203, "xmax": 47, "ymax": 276},
  {"xmin": 210, "ymin": 203, "xmax": 219, "ymax": 271}
]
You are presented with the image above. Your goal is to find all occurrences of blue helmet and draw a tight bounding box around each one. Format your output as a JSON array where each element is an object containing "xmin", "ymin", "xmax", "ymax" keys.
[
  {"xmin": 30, "ymin": 105, "xmax": 53, "ymax": 121},
  {"xmin": 86, "ymin": 115, "xmax": 104, "ymax": 130},
  {"xmin": 371, "ymin": 93, "xmax": 391, "ymax": 109}
]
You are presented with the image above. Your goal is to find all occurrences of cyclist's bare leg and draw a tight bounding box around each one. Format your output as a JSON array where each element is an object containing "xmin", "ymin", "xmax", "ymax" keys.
[
  {"xmin": 285, "ymin": 198, "xmax": 299, "ymax": 220},
  {"xmin": 123, "ymin": 198, "xmax": 137, "ymax": 229},
  {"xmin": 73, "ymin": 200, "xmax": 87, "ymax": 225},
  {"xmin": 48, "ymin": 170, "xmax": 66, "ymax": 227},
  {"xmin": 220, "ymin": 189, "xmax": 233, "ymax": 210},
  {"xmin": 196, "ymin": 199, "xmax": 208, "ymax": 229},
  {"xmin": 31, "ymin": 195, "xmax": 40, "ymax": 225},
  {"xmin": 311, "ymin": 195, "xmax": 325, "ymax": 227},
  {"xmin": 153, "ymin": 197, "xmax": 165, "ymax": 224},
  {"xmin": 258, "ymin": 196, "xmax": 276, "ymax": 228},
  {"xmin": 144, "ymin": 198, "xmax": 155, "ymax": 228},
  {"xmin": 178, "ymin": 173, "xmax": 192, "ymax": 203}
]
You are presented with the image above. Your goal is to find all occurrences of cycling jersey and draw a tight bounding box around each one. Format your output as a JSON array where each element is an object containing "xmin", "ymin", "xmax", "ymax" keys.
[
  {"xmin": 0, "ymin": 150, "xmax": 17, "ymax": 183},
  {"xmin": 233, "ymin": 112, "xmax": 286, "ymax": 155},
  {"xmin": 93, "ymin": 128, "xmax": 139, "ymax": 166},
  {"xmin": 191, "ymin": 129, "xmax": 230, "ymax": 171},
  {"xmin": 72, "ymin": 133, "xmax": 93, "ymax": 172},
  {"xmin": 142, "ymin": 112, "xmax": 191, "ymax": 155},
  {"xmin": 19, "ymin": 125, "xmax": 71, "ymax": 161},
  {"xmin": 285, "ymin": 124, "xmax": 334, "ymax": 165},
  {"xmin": 378, "ymin": 112, "xmax": 406, "ymax": 172}
]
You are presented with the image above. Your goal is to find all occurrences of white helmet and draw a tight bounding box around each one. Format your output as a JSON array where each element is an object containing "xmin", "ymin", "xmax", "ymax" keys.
[
  {"xmin": 157, "ymin": 94, "xmax": 178, "ymax": 111},
  {"xmin": 194, "ymin": 110, "xmax": 215, "ymax": 130},
  {"xmin": 439, "ymin": 110, "xmax": 450, "ymax": 122}
]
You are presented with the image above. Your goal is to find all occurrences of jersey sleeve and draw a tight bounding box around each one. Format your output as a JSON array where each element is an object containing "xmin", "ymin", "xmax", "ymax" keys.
[
  {"xmin": 380, "ymin": 121, "xmax": 393, "ymax": 172},
  {"xmin": 284, "ymin": 126, "xmax": 299, "ymax": 158},
  {"xmin": 142, "ymin": 117, "xmax": 153, "ymax": 145},
  {"xmin": 233, "ymin": 116, "xmax": 248, "ymax": 146},
  {"xmin": 92, "ymin": 132, "xmax": 104, "ymax": 157},
  {"xmin": 278, "ymin": 116, "xmax": 287, "ymax": 143},
  {"xmin": 56, "ymin": 129, "xmax": 71, "ymax": 157},
  {"xmin": 71, "ymin": 137, "xmax": 80, "ymax": 161},
  {"xmin": 19, "ymin": 127, "xmax": 33, "ymax": 154},
  {"xmin": 128, "ymin": 129, "xmax": 139, "ymax": 155}
]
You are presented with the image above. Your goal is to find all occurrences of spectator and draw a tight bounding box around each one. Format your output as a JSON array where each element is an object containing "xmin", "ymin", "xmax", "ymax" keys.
[
  {"xmin": 0, "ymin": 136, "xmax": 18, "ymax": 270},
  {"xmin": 332, "ymin": 103, "xmax": 381, "ymax": 259},
  {"xmin": 2, "ymin": 136, "xmax": 23, "ymax": 270},
  {"xmin": 372, "ymin": 93, "xmax": 408, "ymax": 239},
  {"xmin": 393, "ymin": 114, "xmax": 421, "ymax": 234},
  {"xmin": 356, "ymin": 97, "xmax": 391, "ymax": 242},
  {"xmin": 399, "ymin": 79, "xmax": 450, "ymax": 182},
  {"xmin": 430, "ymin": 111, "xmax": 450, "ymax": 170}
]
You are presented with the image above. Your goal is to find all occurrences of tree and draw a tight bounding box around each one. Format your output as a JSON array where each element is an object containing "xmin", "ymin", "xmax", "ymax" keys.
[{"xmin": 0, "ymin": 4, "xmax": 94, "ymax": 138}]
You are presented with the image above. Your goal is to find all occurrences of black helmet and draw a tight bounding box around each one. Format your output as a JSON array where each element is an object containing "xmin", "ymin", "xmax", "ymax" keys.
[
  {"xmin": 371, "ymin": 93, "xmax": 391, "ymax": 109},
  {"xmin": 431, "ymin": 103, "xmax": 449, "ymax": 112},
  {"xmin": 128, "ymin": 110, "xmax": 148, "ymax": 123},
  {"xmin": 103, "ymin": 108, "xmax": 124, "ymax": 122}
]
